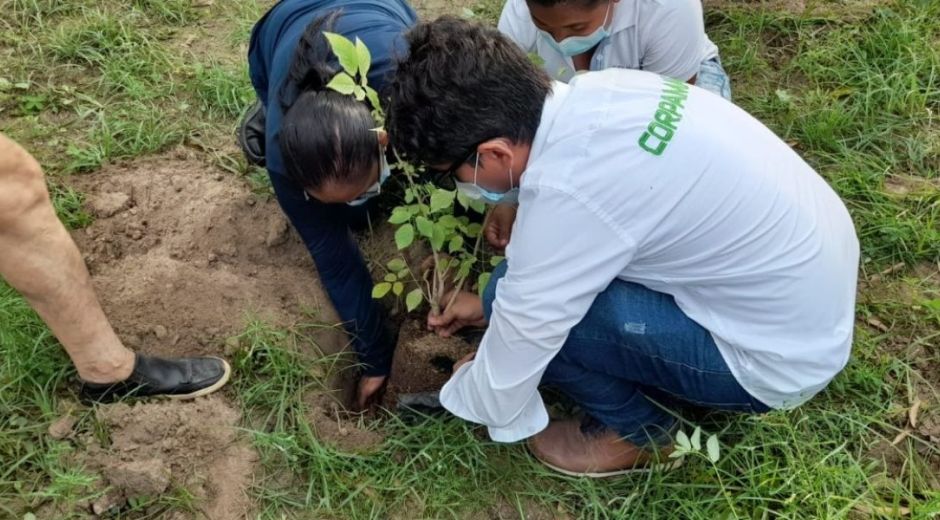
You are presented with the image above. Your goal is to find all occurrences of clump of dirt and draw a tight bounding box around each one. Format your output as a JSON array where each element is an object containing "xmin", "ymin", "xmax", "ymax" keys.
[
  {"xmin": 385, "ymin": 320, "xmax": 477, "ymax": 407},
  {"xmin": 305, "ymin": 393, "xmax": 386, "ymax": 452},
  {"xmin": 76, "ymin": 397, "xmax": 257, "ymax": 518},
  {"xmin": 70, "ymin": 148, "xmax": 348, "ymax": 361}
]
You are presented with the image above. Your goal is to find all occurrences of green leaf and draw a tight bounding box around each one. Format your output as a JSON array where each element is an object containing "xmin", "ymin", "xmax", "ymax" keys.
[
  {"xmin": 456, "ymin": 258, "xmax": 473, "ymax": 280},
  {"xmin": 384, "ymin": 273, "xmax": 397, "ymax": 283},
  {"xmin": 415, "ymin": 216, "xmax": 434, "ymax": 238},
  {"xmin": 395, "ymin": 224, "xmax": 415, "ymax": 250},
  {"xmin": 448, "ymin": 235, "xmax": 464, "ymax": 253},
  {"xmin": 323, "ymin": 32, "xmax": 359, "ymax": 76},
  {"xmin": 675, "ymin": 430, "xmax": 691, "ymax": 451},
  {"xmin": 388, "ymin": 207, "xmax": 411, "ymax": 224},
  {"xmin": 469, "ymin": 198, "xmax": 487, "ymax": 214},
  {"xmin": 405, "ymin": 188, "xmax": 415, "ymax": 203},
  {"xmin": 691, "ymin": 426, "xmax": 702, "ymax": 451},
  {"xmin": 356, "ymin": 37, "xmax": 371, "ymax": 78},
  {"xmin": 372, "ymin": 282, "xmax": 392, "ymax": 299},
  {"xmin": 393, "ymin": 282, "xmax": 404, "ymax": 296},
  {"xmin": 430, "ymin": 224, "xmax": 446, "ymax": 251},
  {"xmin": 430, "ymin": 189, "xmax": 456, "ymax": 213},
  {"xmin": 466, "ymin": 223, "xmax": 483, "ymax": 236},
  {"xmin": 353, "ymin": 85, "xmax": 366, "ymax": 101},
  {"xmin": 477, "ymin": 272, "xmax": 492, "ymax": 297},
  {"xmin": 406, "ymin": 289, "xmax": 423, "ymax": 312},
  {"xmin": 387, "ymin": 258, "xmax": 407, "ymax": 272},
  {"xmin": 489, "ymin": 255, "xmax": 505, "ymax": 267},
  {"xmin": 706, "ymin": 435, "xmax": 720, "ymax": 463},
  {"xmin": 456, "ymin": 190, "xmax": 471, "ymax": 210},
  {"xmin": 326, "ymin": 73, "xmax": 356, "ymax": 95},
  {"xmin": 365, "ymin": 85, "xmax": 381, "ymax": 111}
]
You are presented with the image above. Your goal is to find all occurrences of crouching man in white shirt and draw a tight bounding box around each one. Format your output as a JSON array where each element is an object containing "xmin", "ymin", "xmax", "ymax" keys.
[{"xmin": 386, "ymin": 18, "xmax": 860, "ymax": 477}]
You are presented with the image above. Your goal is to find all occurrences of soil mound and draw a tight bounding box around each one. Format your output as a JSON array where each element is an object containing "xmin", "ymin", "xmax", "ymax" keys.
[
  {"xmin": 70, "ymin": 148, "xmax": 347, "ymax": 359},
  {"xmin": 79, "ymin": 397, "xmax": 256, "ymax": 519}
]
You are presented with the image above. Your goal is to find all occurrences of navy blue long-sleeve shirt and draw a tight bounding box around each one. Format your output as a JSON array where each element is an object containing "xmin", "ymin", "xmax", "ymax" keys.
[{"xmin": 248, "ymin": 0, "xmax": 416, "ymax": 376}]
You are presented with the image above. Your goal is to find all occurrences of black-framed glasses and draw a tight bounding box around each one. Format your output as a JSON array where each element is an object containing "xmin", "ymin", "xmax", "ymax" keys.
[{"xmin": 424, "ymin": 146, "xmax": 479, "ymax": 190}]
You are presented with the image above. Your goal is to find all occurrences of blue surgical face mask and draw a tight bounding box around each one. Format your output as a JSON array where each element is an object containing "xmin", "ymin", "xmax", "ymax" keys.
[
  {"xmin": 347, "ymin": 146, "xmax": 391, "ymax": 207},
  {"xmin": 455, "ymin": 153, "xmax": 520, "ymax": 206},
  {"xmin": 538, "ymin": 1, "xmax": 613, "ymax": 57}
]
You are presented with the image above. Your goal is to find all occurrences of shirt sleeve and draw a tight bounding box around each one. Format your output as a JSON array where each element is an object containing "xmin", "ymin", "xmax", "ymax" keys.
[
  {"xmin": 638, "ymin": 0, "xmax": 708, "ymax": 81},
  {"xmin": 439, "ymin": 185, "xmax": 637, "ymax": 442},
  {"xmin": 498, "ymin": 0, "xmax": 538, "ymax": 52}
]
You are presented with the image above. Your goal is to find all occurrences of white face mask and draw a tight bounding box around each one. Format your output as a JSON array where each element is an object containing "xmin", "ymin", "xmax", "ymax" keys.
[
  {"xmin": 538, "ymin": 1, "xmax": 613, "ymax": 57},
  {"xmin": 455, "ymin": 153, "xmax": 520, "ymax": 206},
  {"xmin": 347, "ymin": 146, "xmax": 391, "ymax": 207}
]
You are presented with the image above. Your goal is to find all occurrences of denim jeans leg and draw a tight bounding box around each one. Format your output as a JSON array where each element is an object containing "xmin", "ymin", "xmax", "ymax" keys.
[
  {"xmin": 696, "ymin": 57, "xmax": 733, "ymax": 101},
  {"xmin": 482, "ymin": 261, "xmax": 768, "ymax": 447}
]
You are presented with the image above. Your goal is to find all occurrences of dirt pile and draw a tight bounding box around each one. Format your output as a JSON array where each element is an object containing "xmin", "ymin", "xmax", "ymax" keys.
[
  {"xmin": 70, "ymin": 148, "xmax": 348, "ymax": 360},
  {"xmin": 77, "ymin": 397, "xmax": 256, "ymax": 519}
]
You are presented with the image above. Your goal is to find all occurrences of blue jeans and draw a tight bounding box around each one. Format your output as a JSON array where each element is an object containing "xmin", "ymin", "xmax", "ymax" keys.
[
  {"xmin": 696, "ymin": 57, "xmax": 732, "ymax": 101},
  {"xmin": 483, "ymin": 262, "xmax": 769, "ymax": 446}
]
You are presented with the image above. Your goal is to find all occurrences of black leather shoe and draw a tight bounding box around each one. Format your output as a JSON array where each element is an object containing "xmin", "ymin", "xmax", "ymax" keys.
[
  {"xmin": 80, "ymin": 354, "xmax": 231, "ymax": 403},
  {"xmin": 238, "ymin": 99, "xmax": 266, "ymax": 167}
]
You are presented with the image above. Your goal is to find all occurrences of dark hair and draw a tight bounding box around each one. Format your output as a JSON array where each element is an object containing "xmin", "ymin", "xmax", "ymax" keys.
[
  {"xmin": 526, "ymin": 0, "xmax": 607, "ymax": 7},
  {"xmin": 278, "ymin": 11, "xmax": 379, "ymax": 191},
  {"xmin": 386, "ymin": 17, "xmax": 552, "ymax": 168}
]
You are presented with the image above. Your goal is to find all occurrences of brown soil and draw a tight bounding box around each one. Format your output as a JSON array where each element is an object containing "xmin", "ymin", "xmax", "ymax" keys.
[
  {"xmin": 71, "ymin": 148, "xmax": 348, "ymax": 361},
  {"xmin": 64, "ymin": 148, "xmax": 361, "ymax": 517},
  {"xmin": 73, "ymin": 397, "xmax": 257, "ymax": 519},
  {"xmin": 386, "ymin": 320, "xmax": 477, "ymax": 407},
  {"xmin": 305, "ymin": 393, "xmax": 386, "ymax": 452}
]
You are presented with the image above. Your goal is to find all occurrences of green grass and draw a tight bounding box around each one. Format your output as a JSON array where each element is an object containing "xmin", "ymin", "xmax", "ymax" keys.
[{"xmin": 0, "ymin": 0, "xmax": 937, "ymax": 518}]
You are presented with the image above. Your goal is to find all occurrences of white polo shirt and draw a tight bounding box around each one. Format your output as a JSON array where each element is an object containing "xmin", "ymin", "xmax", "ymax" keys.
[
  {"xmin": 498, "ymin": 0, "xmax": 719, "ymax": 83},
  {"xmin": 440, "ymin": 70, "xmax": 859, "ymax": 443}
]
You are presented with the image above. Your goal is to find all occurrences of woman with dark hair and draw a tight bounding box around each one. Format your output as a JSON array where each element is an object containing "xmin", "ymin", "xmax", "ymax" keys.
[{"xmin": 242, "ymin": 0, "xmax": 417, "ymax": 409}]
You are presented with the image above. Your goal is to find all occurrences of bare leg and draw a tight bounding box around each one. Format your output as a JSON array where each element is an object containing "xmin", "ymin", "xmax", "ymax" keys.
[{"xmin": 0, "ymin": 133, "xmax": 134, "ymax": 383}]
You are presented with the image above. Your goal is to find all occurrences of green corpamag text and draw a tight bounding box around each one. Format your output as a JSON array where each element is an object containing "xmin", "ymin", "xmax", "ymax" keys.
[{"xmin": 638, "ymin": 77, "xmax": 690, "ymax": 156}]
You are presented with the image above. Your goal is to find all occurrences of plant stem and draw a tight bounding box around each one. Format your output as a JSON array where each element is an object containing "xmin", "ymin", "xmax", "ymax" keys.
[{"xmin": 444, "ymin": 209, "xmax": 493, "ymax": 311}]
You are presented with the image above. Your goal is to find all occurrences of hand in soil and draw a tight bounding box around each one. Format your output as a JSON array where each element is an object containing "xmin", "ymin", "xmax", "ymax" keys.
[
  {"xmin": 427, "ymin": 290, "xmax": 487, "ymax": 338},
  {"xmin": 485, "ymin": 205, "xmax": 517, "ymax": 250},
  {"xmin": 355, "ymin": 375, "xmax": 388, "ymax": 412}
]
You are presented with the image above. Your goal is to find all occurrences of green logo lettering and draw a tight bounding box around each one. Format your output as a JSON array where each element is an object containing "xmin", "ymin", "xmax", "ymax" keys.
[{"xmin": 637, "ymin": 78, "xmax": 690, "ymax": 156}]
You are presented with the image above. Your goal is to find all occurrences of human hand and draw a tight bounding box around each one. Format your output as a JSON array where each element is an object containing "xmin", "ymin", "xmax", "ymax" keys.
[
  {"xmin": 354, "ymin": 375, "xmax": 387, "ymax": 412},
  {"xmin": 485, "ymin": 205, "xmax": 517, "ymax": 250},
  {"xmin": 427, "ymin": 291, "xmax": 486, "ymax": 338}
]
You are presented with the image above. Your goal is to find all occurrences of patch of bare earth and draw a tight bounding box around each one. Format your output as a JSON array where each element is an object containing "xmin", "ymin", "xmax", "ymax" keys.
[
  {"xmin": 82, "ymin": 397, "xmax": 257, "ymax": 519},
  {"xmin": 65, "ymin": 148, "xmax": 358, "ymax": 517},
  {"xmin": 71, "ymin": 147, "xmax": 347, "ymax": 360}
]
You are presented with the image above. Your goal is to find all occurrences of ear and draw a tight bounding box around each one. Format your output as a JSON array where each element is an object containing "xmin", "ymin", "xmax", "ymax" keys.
[
  {"xmin": 476, "ymin": 138, "xmax": 514, "ymax": 170},
  {"xmin": 375, "ymin": 129, "xmax": 389, "ymax": 147}
]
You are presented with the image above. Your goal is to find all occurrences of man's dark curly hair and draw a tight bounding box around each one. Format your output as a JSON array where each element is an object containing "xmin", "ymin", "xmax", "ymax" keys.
[{"xmin": 386, "ymin": 16, "xmax": 552, "ymax": 168}]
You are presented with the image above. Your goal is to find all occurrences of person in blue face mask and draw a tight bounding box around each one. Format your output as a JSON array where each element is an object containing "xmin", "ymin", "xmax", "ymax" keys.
[
  {"xmin": 498, "ymin": 0, "xmax": 731, "ymax": 99},
  {"xmin": 241, "ymin": 0, "xmax": 417, "ymax": 411}
]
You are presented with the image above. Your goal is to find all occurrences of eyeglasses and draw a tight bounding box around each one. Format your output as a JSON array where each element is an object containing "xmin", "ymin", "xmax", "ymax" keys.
[{"xmin": 424, "ymin": 146, "xmax": 479, "ymax": 191}]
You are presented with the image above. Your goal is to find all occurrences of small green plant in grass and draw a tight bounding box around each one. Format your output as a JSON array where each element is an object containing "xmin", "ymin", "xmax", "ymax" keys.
[
  {"xmin": 323, "ymin": 33, "xmax": 494, "ymax": 315},
  {"xmin": 671, "ymin": 426, "xmax": 720, "ymax": 463}
]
